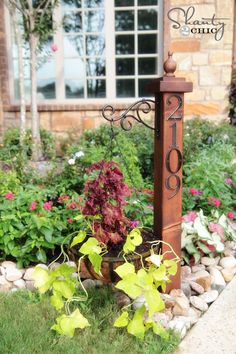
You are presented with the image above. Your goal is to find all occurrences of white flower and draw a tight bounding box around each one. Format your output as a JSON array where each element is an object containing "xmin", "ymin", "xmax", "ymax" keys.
[
  {"xmin": 75, "ymin": 151, "xmax": 84, "ymax": 158},
  {"xmin": 68, "ymin": 158, "xmax": 75, "ymax": 165}
]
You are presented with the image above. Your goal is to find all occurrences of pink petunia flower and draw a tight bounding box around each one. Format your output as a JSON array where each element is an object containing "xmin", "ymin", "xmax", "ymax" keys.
[
  {"xmin": 5, "ymin": 192, "xmax": 14, "ymax": 200},
  {"xmin": 224, "ymin": 178, "xmax": 233, "ymax": 185},
  {"xmin": 189, "ymin": 188, "xmax": 202, "ymax": 196},
  {"xmin": 68, "ymin": 218, "xmax": 74, "ymax": 224},
  {"xmin": 130, "ymin": 220, "xmax": 140, "ymax": 228},
  {"xmin": 182, "ymin": 211, "xmax": 197, "ymax": 222},
  {"xmin": 43, "ymin": 201, "xmax": 53, "ymax": 210},
  {"xmin": 29, "ymin": 201, "xmax": 37, "ymax": 211},
  {"xmin": 58, "ymin": 195, "xmax": 70, "ymax": 203},
  {"xmin": 208, "ymin": 197, "xmax": 221, "ymax": 208},
  {"xmin": 51, "ymin": 43, "xmax": 58, "ymax": 52},
  {"xmin": 66, "ymin": 202, "xmax": 77, "ymax": 209},
  {"xmin": 227, "ymin": 211, "xmax": 235, "ymax": 219}
]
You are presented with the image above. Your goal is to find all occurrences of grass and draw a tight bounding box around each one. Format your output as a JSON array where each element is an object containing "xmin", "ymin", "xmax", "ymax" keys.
[{"xmin": 0, "ymin": 287, "xmax": 179, "ymax": 354}]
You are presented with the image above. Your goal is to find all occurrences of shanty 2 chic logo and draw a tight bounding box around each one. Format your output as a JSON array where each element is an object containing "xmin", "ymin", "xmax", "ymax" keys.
[{"xmin": 167, "ymin": 6, "xmax": 229, "ymax": 41}]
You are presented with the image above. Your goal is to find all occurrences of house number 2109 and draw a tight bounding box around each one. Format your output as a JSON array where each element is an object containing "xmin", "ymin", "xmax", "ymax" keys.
[{"xmin": 165, "ymin": 95, "xmax": 183, "ymax": 199}]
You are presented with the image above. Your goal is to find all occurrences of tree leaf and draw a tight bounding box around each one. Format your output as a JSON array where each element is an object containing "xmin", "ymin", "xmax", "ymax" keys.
[
  {"xmin": 53, "ymin": 280, "xmax": 75, "ymax": 299},
  {"xmin": 128, "ymin": 229, "xmax": 142, "ymax": 246},
  {"xmin": 115, "ymin": 262, "xmax": 135, "ymax": 278},
  {"xmin": 163, "ymin": 260, "xmax": 177, "ymax": 276},
  {"xmin": 52, "ymin": 309, "xmax": 90, "ymax": 337},
  {"xmin": 114, "ymin": 311, "xmax": 129, "ymax": 327},
  {"xmin": 152, "ymin": 322, "xmax": 169, "ymax": 339},
  {"xmin": 50, "ymin": 291, "xmax": 64, "ymax": 310},
  {"xmin": 79, "ymin": 237, "xmax": 101, "ymax": 255},
  {"xmin": 152, "ymin": 264, "xmax": 167, "ymax": 281},
  {"xmin": 144, "ymin": 289, "xmax": 165, "ymax": 318},
  {"xmin": 36, "ymin": 249, "xmax": 47, "ymax": 263},
  {"xmin": 123, "ymin": 238, "xmax": 135, "ymax": 254},
  {"xmin": 88, "ymin": 252, "xmax": 102, "ymax": 274},
  {"xmin": 127, "ymin": 305, "xmax": 146, "ymax": 340},
  {"xmin": 41, "ymin": 227, "xmax": 53, "ymax": 243},
  {"xmin": 116, "ymin": 273, "xmax": 142, "ymax": 299},
  {"xmin": 70, "ymin": 231, "xmax": 87, "ymax": 247},
  {"xmin": 32, "ymin": 267, "xmax": 51, "ymax": 293}
]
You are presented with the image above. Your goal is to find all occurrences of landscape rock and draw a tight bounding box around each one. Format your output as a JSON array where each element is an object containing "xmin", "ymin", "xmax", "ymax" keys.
[
  {"xmin": 169, "ymin": 289, "xmax": 185, "ymax": 298},
  {"xmin": 201, "ymin": 257, "xmax": 216, "ymax": 267},
  {"xmin": 13, "ymin": 279, "xmax": 26, "ymax": 289},
  {"xmin": 168, "ymin": 318, "xmax": 187, "ymax": 339},
  {"xmin": 0, "ymin": 266, "xmax": 5, "ymax": 276},
  {"xmin": 187, "ymin": 307, "xmax": 201, "ymax": 325},
  {"xmin": 152, "ymin": 312, "xmax": 170, "ymax": 328},
  {"xmin": 161, "ymin": 294, "xmax": 175, "ymax": 308},
  {"xmin": 189, "ymin": 281, "xmax": 205, "ymax": 295},
  {"xmin": 209, "ymin": 267, "xmax": 226, "ymax": 291},
  {"xmin": 0, "ymin": 276, "xmax": 12, "ymax": 292},
  {"xmin": 221, "ymin": 268, "xmax": 235, "ymax": 282},
  {"xmin": 194, "ymin": 270, "xmax": 212, "ymax": 291},
  {"xmin": 25, "ymin": 280, "xmax": 35, "ymax": 291},
  {"xmin": 23, "ymin": 267, "xmax": 35, "ymax": 280},
  {"xmin": 65, "ymin": 261, "xmax": 77, "ymax": 269},
  {"xmin": 223, "ymin": 249, "xmax": 236, "ymax": 257},
  {"xmin": 5, "ymin": 268, "xmax": 23, "ymax": 282},
  {"xmin": 49, "ymin": 262, "xmax": 61, "ymax": 270},
  {"xmin": 173, "ymin": 316, "xmax": 192, "ymax": 330},
  {"xmin": 198, "ymin": 290, "xmax": 218, "ymax": 303},
  {"xmin": 82, "ymin": 279, "xmax": 97, "ymax": 290},
  {"xmin": 181, "ymin": 282, "xmax": 191, "ymax": 298},
  {"xmin": 181, "ymin": 266, "xmax": 191, "ymax": 278},
  {"xmin": 114, "ymin": 291, "xmax": 131, "ymax": 309},
  {"xmin": 190, "ymin": 296, "xmax": 208, "ymax": 312},
  {"xmin": 133, "ymin": 294, "xmax": 146, "ymax": 310},
  {"xmin": 172, "ymin": 296, "xmax": 190, "ymax": 316},
  {"xmin": 191, "ymin": 264, "xmax": 205, "ymax": 273},
  {"xmin": 219, "ymin": 256, "xmax": 236, "ymax": 269},
  {"xmin": 1, "ymin": 261, "xmax": 16, "ymax": 269}
]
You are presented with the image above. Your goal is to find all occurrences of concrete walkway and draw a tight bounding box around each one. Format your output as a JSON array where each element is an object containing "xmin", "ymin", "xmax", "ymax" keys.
[{"xmin": 174, "ymin": 276, "xmax": 236, "ymax": 354}]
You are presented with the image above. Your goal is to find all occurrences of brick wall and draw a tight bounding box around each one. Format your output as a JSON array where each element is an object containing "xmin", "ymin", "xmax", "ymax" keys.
[{"xmin": 165, "ymin": 0, "xmax": 234, "ymax": 120}]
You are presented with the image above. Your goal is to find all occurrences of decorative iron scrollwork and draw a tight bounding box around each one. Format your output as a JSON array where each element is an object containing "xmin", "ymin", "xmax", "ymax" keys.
[{"xmin": 101, "ymin": 99, "xmax": 158, "ymax": 133}]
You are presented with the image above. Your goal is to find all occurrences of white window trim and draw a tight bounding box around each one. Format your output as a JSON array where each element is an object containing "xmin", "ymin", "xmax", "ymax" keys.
[{"xmin": 6, "ymin": 0, "xmax": 163, "ymax": 105}]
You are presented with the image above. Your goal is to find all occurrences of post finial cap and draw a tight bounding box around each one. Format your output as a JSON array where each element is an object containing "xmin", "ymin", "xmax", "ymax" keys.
[{"xmin": 163, "ymin": 51, "xmax": 177, "ymax": 77}]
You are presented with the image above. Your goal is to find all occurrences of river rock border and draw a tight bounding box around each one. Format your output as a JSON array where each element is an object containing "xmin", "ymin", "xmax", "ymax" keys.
[{"xmin": 1, "ymin": 240, "xmax": 236, "ymax": 339}]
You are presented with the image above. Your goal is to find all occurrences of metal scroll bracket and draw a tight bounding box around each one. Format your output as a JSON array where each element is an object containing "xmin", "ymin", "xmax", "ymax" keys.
[{"xmin": 101, "ymin": 98, "xmax": 159, "ymax": 135}]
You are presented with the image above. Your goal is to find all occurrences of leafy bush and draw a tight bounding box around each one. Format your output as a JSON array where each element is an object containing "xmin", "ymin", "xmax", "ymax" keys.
[
  {"xmin": 62, "ymin": 124, "xmax": 144, "ymax": 191},
  {"xmin": 182, "ymin": 209, "xmax": 236, "ymax": 265},
  {"xmin": 0, "ymin": 186, "xmax": 84, "ymax": 267},
  {"xmin": 183, "ymin": 141, "xmax": 236, "ymax": 214},
  {"xmin": 183, "ymin": 117, "xmax": 236, "ymax": 163},
  {"xmin": 0, "ymin": 128, "xmax": 56, "ymax": 161}
]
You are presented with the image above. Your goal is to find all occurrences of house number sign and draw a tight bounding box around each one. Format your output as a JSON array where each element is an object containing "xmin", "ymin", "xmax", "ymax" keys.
[{"xmin": 165, "ymin": 94, "xmax": 183, "ymax": 199}]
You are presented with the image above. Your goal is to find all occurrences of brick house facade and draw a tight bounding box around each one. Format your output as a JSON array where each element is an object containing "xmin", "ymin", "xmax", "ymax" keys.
[{"xmin": 0, "ymin": 0, "xmax": 235, "ymax": 141}]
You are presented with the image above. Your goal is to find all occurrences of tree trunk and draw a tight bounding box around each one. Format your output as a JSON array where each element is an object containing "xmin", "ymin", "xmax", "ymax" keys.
[
  {"xmin": 29, "ymin": 32, "xmax": 42, "ymax": 161},
  {"xmin": 12, "ymin": 7, "xmax": 26, "ymax": 146}
]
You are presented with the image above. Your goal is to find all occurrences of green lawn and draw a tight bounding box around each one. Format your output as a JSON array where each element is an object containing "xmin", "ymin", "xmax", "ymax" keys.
[{"xmin": 0, "ymin": 288, "xmax": 179, "ymax": 354}]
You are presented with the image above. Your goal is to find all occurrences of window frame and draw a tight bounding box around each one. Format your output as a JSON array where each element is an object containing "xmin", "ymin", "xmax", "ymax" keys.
[{"xmin": 6, "ymin": 0, "xmax": 163, "ymax": 105}]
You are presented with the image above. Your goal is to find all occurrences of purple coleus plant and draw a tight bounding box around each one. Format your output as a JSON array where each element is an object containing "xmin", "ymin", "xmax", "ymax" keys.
[{"xmin": 82, "ymin": 160, "xmax": 134, "ymax": 246}]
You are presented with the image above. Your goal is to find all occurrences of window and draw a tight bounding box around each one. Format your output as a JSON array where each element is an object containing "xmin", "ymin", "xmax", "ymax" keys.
[{"xmin": 8, "ymin": 0, "xmax": 163, "ymax": 102}]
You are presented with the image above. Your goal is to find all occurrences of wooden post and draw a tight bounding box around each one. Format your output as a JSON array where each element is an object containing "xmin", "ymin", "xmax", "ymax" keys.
[{"xmin": 149, "ymin": 52, "xmax": 193, "ymax": 290}]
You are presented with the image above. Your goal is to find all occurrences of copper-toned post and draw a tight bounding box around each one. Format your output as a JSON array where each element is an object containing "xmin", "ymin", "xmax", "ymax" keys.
[{"xmin": 148, "ymin": 52, "xmax": 193, "ymax": 290}]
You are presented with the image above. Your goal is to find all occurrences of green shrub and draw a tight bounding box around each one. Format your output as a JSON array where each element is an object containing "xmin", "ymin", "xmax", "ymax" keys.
[
  {"xmin": 183, "ymin": 141, "xmax": 236, "ymax": 214},
  {"xmin": 0, "ymin": 186, "xmax": 84, "ymax": 267},
  {"xmin": 1, "ymin": 127, "xmax": 56, "ymax": 161},
  {"xmin": 62, "ymin": 124, "xmax": 144, "ymax": 191}
]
